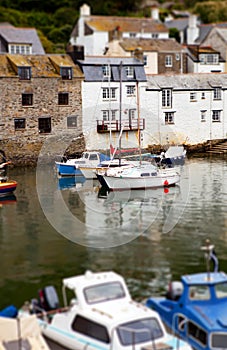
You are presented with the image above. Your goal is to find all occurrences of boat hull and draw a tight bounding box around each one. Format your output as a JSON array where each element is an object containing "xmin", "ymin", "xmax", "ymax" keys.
[
  {"xmin": 0, "ymin": 180, "xmax": 17, "ymax": 196},
  {"xmin": 55, "ymin": 162, "xmax": 82, "ymax": 177},
  {"xmin": 101, "ymin": 172, "xmax": 180, "ymax": 190}
]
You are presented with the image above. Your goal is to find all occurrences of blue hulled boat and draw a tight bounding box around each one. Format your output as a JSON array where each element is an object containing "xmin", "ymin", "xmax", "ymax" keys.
[
  {"xmin": 55, "ymin": 151, "xmax": 110, "ymax": 177},
  {"xmin": 146, "ymin": 240, "xmax": 227, "ymax": 350}
]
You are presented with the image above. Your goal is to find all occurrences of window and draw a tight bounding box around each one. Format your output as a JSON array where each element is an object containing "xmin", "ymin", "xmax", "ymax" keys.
[
  {"xmin": 58, "ymin": 92, "xmax": 69, "ymax": 105},
  {"xmin": 201, "ymin": 92, "xmax": 205, "ymax": 99},
  {"xmin": 143, "ymin": 55, "xmax": 147, "ymax": 66},
  {"xmin": 215, "ymin": 282, "xmax": 227, "ymax": 298},
  {"xmin": 165, "ymin": 55, "xmax": 172, "ymax": 67},
  {"xmin": 188, "ymin": 321, "xmax": 207, "ymax": 346},
  {"xmin": 199, "ymin": 53, "xmax": 219, "ymax": 64},
  {"xmin": 60, "ymin": 67, "xmax": 72, "ymax": 80},
  {"xmin": 67, "ymin": 115, "xmax": 77, "ymax": 128},
  {"xmin": 162, "ymin": 89, "xmax": 172, "ymax": 108},
  {"xmin": 84, "ymin": 282, "xmax": 126, "ymax": 304},
  {"xmin": 165, "ymin": 112, "xmax": 174, "ymax": 124},
  {"xmin": 129, "ymin": 32, "xmax": 136, "ymax": 38},
  {"xmin": 102, "ymin": 65, "xmax": 111, "ymax": 79},
  {"xmin": 111, "ymin": 110, "xmax": 117, "ymax": 120},
  {"xmin": 38, "ymin": 117, "xmax": 51, "ymax": 133},
  {"xmin": 213, "ymin": 87, "xmax": 221, "ymax": 100},
  {"xmin": 129, "ymin": 109, "xmax": 136, "ymax": 119},
  {"xmin": 189, "ymin": 286, "xmax": 210, "ymax": 300},
  {"xmin": 117, "ymin": 318, "xmax": 163, "ymax": 346},
  {"xmin": 102, "ymin": 110, "xmax": 109, "ymax": 121},
  {"xmin": 102, "ymin": 88, "xmax": 117, "ymax": 100},
  {"xmin": 9, "ymin": 44, "xmax": 32, "ymax": 54},
  {"xmin": 72, "ymin": 315, "xmax": 110, "ymax": 344},
  {"xmin": 18, "ymin": 67, "xmax": 31, "ymax": 80},
  {"xmin": 14, "ymin": 118, "xmax": 25, "ymax": 130},
  {"xmin": 151, "ymin": 33, "xmax": 158, "ymax": 39},
  {"xmin": 125, "ymin": 66, "xmax": 134, "ymax": 78},
  {"xmin": 126, "ymin": 85, "xmax": 135, "ymax": 96},
  {"xmin": 201, "ymin": 111, "xmax": 206, "ymax": 122},
  {"xmin": 22, "ymin": 93, "xmax": 33, "ymax": 106},
  {"xmin": 212, "ymin": 110, "xmax": 221, "ymax": 122},
  {"xmin": 102, "ymin": 110, "xmax": 117, "ymax": 121},
  {"xmin": 190, "ymin": 92, "xmax": 197, "ymax": 101}
]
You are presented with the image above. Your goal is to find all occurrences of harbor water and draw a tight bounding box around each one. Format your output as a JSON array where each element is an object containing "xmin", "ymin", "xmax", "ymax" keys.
[{"xmin": 0, "ymin": 155, "xmax": 227, "ymax": 309}]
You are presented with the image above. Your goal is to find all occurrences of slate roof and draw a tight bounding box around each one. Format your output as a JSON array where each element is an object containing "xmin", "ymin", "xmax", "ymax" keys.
[
  {"xmin": 119, "ymin": 38, "xmax": 183, "ymax": 52},
  {"xmin": 0, "ymin": 24, "xmax": 45, "ymax": 54},
  {"xmin": 196, "ymin": 23, "xmax": 227, "ymax": 44},
  {"xmin": 77, "ymin": 56, "xmax": 146, "ymax": 82},
  {"xmin": 146, "ymin": 73, "xmax": 227, "ymax": 90},
  {"xmin": 165, "ymin": 18, "xmax": 189, "ymax": 32},
  {"xmin": 0, "ymin": 54, "xmax": 83, "ymax": 78}
]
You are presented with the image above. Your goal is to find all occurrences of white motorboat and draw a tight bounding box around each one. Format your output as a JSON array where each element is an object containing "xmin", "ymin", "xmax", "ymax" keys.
[
  {"xmin": 55, "ymin": 151, "xmax": 110, "ymax": 177},
  {"xmin": 20, "ymin": 270, "xmax": 191, "ymax": 350},
  {"xmin": 97, "ymin": 163, "xmax": 180, "ymax": 190}
]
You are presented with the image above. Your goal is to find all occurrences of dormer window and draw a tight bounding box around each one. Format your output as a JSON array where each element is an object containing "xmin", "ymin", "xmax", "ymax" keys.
[
  {"xmin": 18, "ymin": 67, "xmax": 31, "ymax": 80},
  {"xmin": 125, "ymin": 66, "xmax": 134, "ymax": 78},
  {"xmin": 9, "ymin": 44, "xmax": 32, "ymax": 54},
  {"xmin": 199, "ymin": 53, "xmax": 219, "ymax": 64},
  {"xmin": 60, "ymin": 67, "xmax": 72, "ymax": 80},
  {"xmin": 102, "ymin": 65, "xmax": 111, "ymax": 79}
]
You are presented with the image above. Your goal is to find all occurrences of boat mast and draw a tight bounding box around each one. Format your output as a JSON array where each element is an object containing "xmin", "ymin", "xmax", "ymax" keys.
[
  {"xmin": 137, "ymin": 81, "xmax": 142, "ymax": 165},
  {"xmin": 119, "ymin": 61, "xmax": 122, "ymax": 167},
  {"xmin": 201, "ymin": 239, "xmax": 218, "ymax": 280}
]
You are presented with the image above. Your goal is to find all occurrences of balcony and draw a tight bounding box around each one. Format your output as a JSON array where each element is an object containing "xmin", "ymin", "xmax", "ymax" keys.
[{"xmin": 97, "ymin": 118, "xmax": 145, "ymax": 133}]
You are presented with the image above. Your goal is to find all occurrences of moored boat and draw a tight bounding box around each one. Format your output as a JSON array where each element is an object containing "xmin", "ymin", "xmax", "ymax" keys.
[
  {"xmin": 146, "ymin": 239, "xmax": 227, "ymax": 350},
  {"xmin": 97, "ymin": 164, "xmax": 180, "ymax": 191},
  {"xmin": 20, "ymin": 270, "xmax": 191, "ymax": 350},
  {"xmin": 55, "ymin": 151, "xmax": 110, "ymax": 177},
  {"xmin": 0, "ymin": 179, "xmax": 17, "ymax": 196}
]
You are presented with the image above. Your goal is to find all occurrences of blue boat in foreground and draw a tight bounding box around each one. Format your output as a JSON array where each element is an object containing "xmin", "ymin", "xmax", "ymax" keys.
[{"xmin": 146, "ymin": 239, "xmax": 227, "ymax": 350}]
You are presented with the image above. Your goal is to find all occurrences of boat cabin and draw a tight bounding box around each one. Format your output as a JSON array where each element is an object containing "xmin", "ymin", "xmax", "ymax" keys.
[
  {"xmin": 31, "ymin": 270, "xmax": 191, "ymax": 350},
  {"xmin": 62, "ymin": 270, "xmax": 132, "ymax": 309}
]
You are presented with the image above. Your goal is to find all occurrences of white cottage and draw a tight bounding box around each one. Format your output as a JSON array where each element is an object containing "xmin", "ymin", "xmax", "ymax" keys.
[
  {"xmin": 141, "ymin": 74, "xmax": 227, "ymax": 146},
  {"xmin": 70, "ymin": 4, "xmax": 169, "ymax": 56},
  {"xmin": 76, "ymin": 56, "xmax": 147, "ymax": 151}
]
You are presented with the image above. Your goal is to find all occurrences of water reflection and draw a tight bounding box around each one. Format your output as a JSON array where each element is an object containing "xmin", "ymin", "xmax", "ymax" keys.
[{"xmin": 1, "ymin": 157, "xmax": 227, "ymax": 309}]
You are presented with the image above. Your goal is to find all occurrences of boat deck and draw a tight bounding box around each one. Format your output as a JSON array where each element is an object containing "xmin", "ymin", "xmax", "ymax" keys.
[{"xmin": 45, "ymin": 337, "xmax": 68, "ymax": 350}]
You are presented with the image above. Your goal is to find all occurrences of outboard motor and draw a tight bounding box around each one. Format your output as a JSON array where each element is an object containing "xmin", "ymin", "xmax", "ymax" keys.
[
  {"xmin": 38, "ymin": 285, "xmax": 59, "ymax": 311},
  {"xmin": 166, "ymin": 281, "xmax": 183, "ymax": 301}
]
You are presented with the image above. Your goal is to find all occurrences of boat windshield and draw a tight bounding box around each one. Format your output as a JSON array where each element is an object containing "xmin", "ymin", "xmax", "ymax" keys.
[
  {"xmin": 84, "ymin": 281, "xmax": 126, "ymax": 304},
  {"xmin": 189, "ymin": 285, "xmax": 210, "ymax": 300},
  {"xmin": 117, "ymin": 317, "xmax": 163, "ymax": 346},
  {"xmin": 215, "ymin": 282, "xmax": 227, "ymax": 298}
]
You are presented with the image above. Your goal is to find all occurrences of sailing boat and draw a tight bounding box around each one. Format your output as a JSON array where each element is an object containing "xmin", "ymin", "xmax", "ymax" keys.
[{"xmin": 96, "ymin": 63, "xmax": 181, "ymax": 190}]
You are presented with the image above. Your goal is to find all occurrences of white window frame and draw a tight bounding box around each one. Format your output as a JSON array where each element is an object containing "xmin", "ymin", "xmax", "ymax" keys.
[
  {"xmin": 126, "ymin": 85, "xmax": 135, "ymax": 96},
  {"xmin": 125, "ymin": 66, "xmax": 134, "ymax": 78},
  {"xmin": 190, "ymin": 92, "xmax": 197, "ymax": 101},
  {"xmin": 165, "ymin": 112, "xmax": 174, "ymax": 124},
  {"xmin": 165, "ymin": 55, "xmax": 173, "ymax": 67},
  {"xmin": 213, "ymin": 88, "xmax": 221, "ymax": 100},
  {"xmin": 212, "ymin": 110, "xmax": 221, "ymax": 122},
  {"xmin": 162, "ymin": 89, "xmax": 172, "ymax": 108},
  {"xmin": 102, "ymin": 65, "xmax": 111, "ymax": 78},
  {"xmin": 201, "ymin": 110, "xmax": 206, "ymax": 122},
  {"xmin": 102, "ymin": 88, "xmax": 117, "ymax": 100},
  {"xmin": 9, "ymin": 44, "xmax": 32, "ymax": 54}
]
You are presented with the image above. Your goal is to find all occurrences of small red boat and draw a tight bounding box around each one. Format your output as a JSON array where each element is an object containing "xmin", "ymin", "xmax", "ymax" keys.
[{"xmin": 0, "ymin": 180, "xmax": 17, "ymax": 196}]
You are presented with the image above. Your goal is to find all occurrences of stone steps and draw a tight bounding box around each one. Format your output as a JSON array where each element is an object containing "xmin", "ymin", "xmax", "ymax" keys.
[{"xmin": 207, "ymin": 141, "xmax": 227, "ymax": 154}]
